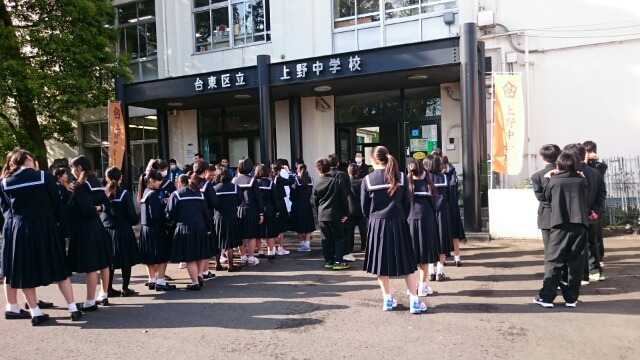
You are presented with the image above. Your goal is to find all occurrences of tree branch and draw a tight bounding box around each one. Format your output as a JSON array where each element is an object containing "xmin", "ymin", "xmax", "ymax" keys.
[{"xmin": 0, "ymin": 112, "xmax": 18, "ymax": 134}]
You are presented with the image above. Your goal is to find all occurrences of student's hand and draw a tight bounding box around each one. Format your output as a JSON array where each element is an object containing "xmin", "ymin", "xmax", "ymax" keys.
[
  {"xmin": 163, "ymin": 198, "xmax": 169, "ymax": 204},
  {"xmin": 577, "ymin": 171, "xmax": 585, "ymax": 178},
  {"xmin": 588, "ymin": 211, "xmax": 598, "ymax": 220},
  {"xmin": 95, "ymin": 206, "xmax": 102, "ymax": 212},
  {"xmin": 341, "ymin": 216, "xmax": 348, "ymax": 223},
  {"xmin": 544, "ymin": 170, "xmax": 558, "ymax": 178},
  {"xmin": 259, "ymin": 216, "xmax": 264, "ymax": 224},
  {"xmin": 587, "ymin": 153, "xmax": 598, "ymax": 160},
  {"xmin": 276, "ymin": 212, "xmax": 280, "ymax": 218}
]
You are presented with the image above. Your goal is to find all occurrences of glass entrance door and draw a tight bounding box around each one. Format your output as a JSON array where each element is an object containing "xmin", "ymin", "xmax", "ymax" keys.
[
  {"xmin": 228, "ymin": 135, "xmax": 261, "ymax": 167},
  {"xmin": 130, "ymin": 142, "xmax": 158, "ymax": 194},
  {"xmin": 405, "ymin": 120, "xmax": 441, "ymax": 164}
]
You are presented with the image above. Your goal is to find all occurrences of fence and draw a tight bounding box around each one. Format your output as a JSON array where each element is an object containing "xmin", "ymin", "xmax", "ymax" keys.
[{"xmin": 603, "ymin": 156, "xmax": 640, "ymax": 227}]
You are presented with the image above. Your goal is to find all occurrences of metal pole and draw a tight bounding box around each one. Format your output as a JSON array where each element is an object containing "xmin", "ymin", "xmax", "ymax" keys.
[
  {"xmin": 490, "ymin": 73, "xmax": 494, "ymax": 190},
  {"xmin": 257, "ymin": 55, "xmax": 274, "ymax": 166},
  {"xmin": 157, "ymin": 110, "xmax": 170, "ymax": 161},
  {"xmin": 289, "ymin": 95, "xmax": 302, "ymax": 162}
]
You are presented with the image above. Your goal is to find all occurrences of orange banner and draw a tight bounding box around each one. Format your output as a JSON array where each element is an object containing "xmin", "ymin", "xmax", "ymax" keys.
[
  {"xmin": 492, "ymin": 74, "xmax": 526, "ymax": 175},
  {"xmin": 108, "ymin": 102, "xmax": 125, "ymax": 169}
]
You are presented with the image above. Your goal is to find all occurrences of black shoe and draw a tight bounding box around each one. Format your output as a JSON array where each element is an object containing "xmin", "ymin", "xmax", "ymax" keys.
[
  {"xmin": 215, "ymin": 264, "xmax": 223, "ymax": 271},
  {"xmin": 429, "ymin": 274, "xmax": 436, "ymax": 282},
  {"xmin": 257, "ymin": 253, "xmax": 266, "ymax": 259},
  {"xmin": 268, "ymin": 255, "xmax": 276, "ymax": 260},
  {"xmin": 164, "ymin": 275, "xmax": 174, "ymax": 281},
  {"xmin": 446, "ymin": 252, "xmax": 452, "ymax": 258},
  {"xmin": 107, "ymin": 289, "xmax": 121, "ymax": 297},
  {"xmin": 436, "ymin": 274, "xmax": 446, "ymax": 282},
  {"xmin": 95, "ymin": 298, "xmax": 109, "ymax": 306},
  {"xmin": 202, "ymin": 272, "xmax": 216, "ymax": 281},
  {"xmin": 228, "ymin": 265, "xmax": 241, "ymax": 273},
  {"xmin": 5, "ymin": 309, "xmax": 31, "ymax": 320},
  {"xmin": 147, "ymin": 282, "xmax": 156, "ymax": 290},
  {"xmin": 186, "ymin": 284, "xmax": 201, "ymax": 291},
  {"xmin": 198, "ymin": 276, "xmax": 204, "ymax": 287},
  {"xmin": 24, "ymin": 300, "xmax": 54, "ymax": 310},
  {"xmin": 455, "ymin": 261, "xmax": 462, "ymax": 267},
  {"xmin": 76, "ymin": 303, "xmax": 99, "ymax": 312},
  {"xmin": 70, "ymin": 311, "xmax": 83, "ymax": 321},
  {"xmin": 155, "ymin": 283, "xmax": 177, "ymax": 291},
  {"xmin": 121, "ymin": 288, "xmax": 136, "ymax": 297},
  {"xmin": 31, "ymin": 314, "xmax": 50, "ymax": 326}
]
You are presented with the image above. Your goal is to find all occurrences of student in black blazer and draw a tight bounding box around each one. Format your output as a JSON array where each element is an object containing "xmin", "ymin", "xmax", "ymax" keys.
[
  {"xmin": 535, "ymin": 152, "xmax": 590, "ymax": 308},
  {"xmin": 347, "ymin": 164, "xmax": 368, "ymax": 253},
  {"xmin": 353, "ymin": 151, "xmax": 370, "ymax": 179},
  {"xmin": 583, "ymin": 140, "xmax": 608, "ymax": 259},
  {"xmin": 313, "ymin": 158, "xmax": 349, "ymax": 270},
  {"xmin": 531, "ymin": 144, "xmax": 561, "ymax": 246},
  {"xmin": 327, "ymin": 154, "xmax": 353, "ymax": 262}
]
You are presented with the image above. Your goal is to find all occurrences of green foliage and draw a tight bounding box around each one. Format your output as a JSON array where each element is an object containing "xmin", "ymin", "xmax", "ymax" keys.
[
  {"xmin": 513, "ymin": 178, "xmax": 533, "ymax": 189},
  {"xmin": 0, "ymin": 0, "xmax": 130, "ymax": 166}
]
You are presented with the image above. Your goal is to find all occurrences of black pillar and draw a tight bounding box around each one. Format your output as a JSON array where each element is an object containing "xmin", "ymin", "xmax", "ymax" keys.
[
  {"xmin": 157, "ymin": 110, "xmax": 170, "ymax": 161},
  {"xmin": 460, "ymin": 22, "xmax": 481, "ymax": 232},
  {"xmin": 289, "ymin": 95, "xmax": 302, "ymax": 162},
  {"xmin": 257, "ymin": 55, "xmax": 274, "ymax": 165},
  {"xmin": 478, "ymin": 41, "xmax": 487, "ymax": 194},
  {"xmin": 115, "ymin": 76, "xmax": 132, "ymax": 191}
]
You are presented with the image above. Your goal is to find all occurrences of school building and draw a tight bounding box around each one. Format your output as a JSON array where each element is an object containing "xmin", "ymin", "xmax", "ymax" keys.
[{"xmin": 48, "ymin": 0, "xmax": 640, "ymax": 233}]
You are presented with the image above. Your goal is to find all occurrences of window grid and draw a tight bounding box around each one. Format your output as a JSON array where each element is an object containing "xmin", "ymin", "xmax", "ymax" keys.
[{"xmin": 115, "ymin": 0, "xmax": 158, "ymax": 82}]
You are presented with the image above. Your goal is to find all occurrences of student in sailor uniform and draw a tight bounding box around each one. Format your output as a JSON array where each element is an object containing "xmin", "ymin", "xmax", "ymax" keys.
[
  {"xmin": 406, "ymin": 160, "xmax": 439, "ymax": 297},
  {"xmin": 166, "ymin": 174, "xmax": 214, "ymax": 291},
  {"xmin": 441, "ymin": 155, "xmax": 465, "ymax": 267},
  {"xmin": 101, "ymin": 167, "xmax": 141, "ymax": 297},
  {"xmin": 53, "ymin": 167, "xmax": 71, "ymax": 261},
  {"xmin": 148, "ymin": 159, "xmax": 179, "ymax": 279},
  {"xmin": 361, "ymin": 146, "xmax": 426, "ymax": 314},
  {"xmin": 1, "ymin": 150, "xmax": 82, "ymax": 325},
  {"xmin": 212, "ymin": 165, "xmax": 242, "ymax": 272},
  {"xmin": 138, "ymin": 169, "xmax": 175, "ymax": 291},
  {"xmin": 255, "ymin": 164, "xmax": 281, "ymax": 260},
  {"xmin": 192, "ymin": 160, "xmax": 219, "ymax": 281},
  {"xmin": 232, "ymin": 157, "xmax": 264, "ymax": 266},
  {"xmin": 68, "ymin": 155, "xmax": 112, "ymax": 310},
  {"xmin": 290, "ymin": 163, "xmax": 316, "ymax": 252},
  {"xmin": 424, "ymin": 155, "xmax": 452, "ymax": 282},
  {"xmin": 271, "ymin": 161, "xmax": 293, "ymax": 256}
]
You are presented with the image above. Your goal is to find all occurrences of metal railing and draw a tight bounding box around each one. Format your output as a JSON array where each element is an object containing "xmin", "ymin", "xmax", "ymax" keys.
[{"xmin": 603, "ymin": 156, "xmax": 640, "ymax": 227}]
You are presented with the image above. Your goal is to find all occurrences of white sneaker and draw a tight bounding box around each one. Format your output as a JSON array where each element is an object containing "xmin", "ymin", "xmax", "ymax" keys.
[
  {"xmin": 565, "ymin": 302, "xmax": 577, "ymax": 308},
  {"xmin": 581, "ymin": 280, "xmax": 589, "ymax": 286},
  {"xmin": 276, "ymin": 247, "xmax": 290, "ymax": 256},
  {"xmin": 418, "ymin": 286, "xmax": 434, "ymax": 297},
  {"xmin": 248, "ymin": 257, "xmax": 259, "ymax": 266},
  {"xmin": 343, "ymin": 253, "xmax": 356, "ymax": 262},
  {"xmin": 240, "ymin": 255, "xmax": 248, "ymax": 266},
  {"xmin": 533, "ymin": 296, "xmax": 553, "ymax": 308},
  {"xmin": 219, "ymin": 256, "xmax": 228, "ymax": 264},
  {"xmin": 179, "ymin": 262, "xmax": 186, "ymax": 269}
]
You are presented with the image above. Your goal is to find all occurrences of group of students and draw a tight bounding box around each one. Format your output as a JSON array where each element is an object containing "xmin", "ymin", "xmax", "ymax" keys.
[{"xmin": 531, "ymin": 141, "xmax": 607, "ymax": 308}]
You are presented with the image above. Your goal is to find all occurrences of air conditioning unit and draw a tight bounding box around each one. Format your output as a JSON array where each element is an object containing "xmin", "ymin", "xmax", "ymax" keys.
[{"xmin": 477, "ymin": 10, "xmax": 495, "ymax": 29}]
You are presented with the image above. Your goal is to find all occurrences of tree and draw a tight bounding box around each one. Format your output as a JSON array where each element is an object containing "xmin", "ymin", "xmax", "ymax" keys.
[{"xmin": 0, "ymin": 0, "xmax": 129, "ymax": 168}]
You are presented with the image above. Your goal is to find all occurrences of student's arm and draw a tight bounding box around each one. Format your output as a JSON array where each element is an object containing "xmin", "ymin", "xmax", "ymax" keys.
[
  {"xmin": 124, "ymin": 191, "xmax": 139, "ymax": 226},
  {"xmin": 543, "ymin": 179, "xmax": 553, "ymax": 203},
  {"xmin": 201, "ymin": 199, "xmax": 213, "ymax": 233},
  {"xmin": 401, "ymin": 175, "xmax": 411, "ymax": 218},
  {"xmin": 271, "ymin": 184, "xmax": 281, "ymax": 214},
  {"xmin": 290, "ymin": 182, "xmax": 298, "ymax": 202},
  {"xmin": 149, "ymin": 192, "xmax": 166, "ymax": 225},
  {"xmin": 164, "ymin": 192, "xmax": 178, "ymax": 222},
  {"xmin": 45, "ymin": 173, "xmax": 61, "ymax": 223},
  {"xmin": 339, "ymin": 181, "xmax": 349, "ymax": 218},
  {"xmin": 532, "ymin": 174, "xmax": 549, "ymax": 203},
  {"xmin": 73, "ymin": 184, "xmax": 99, "ymax": 218},
  {"xmin": 592, "ymin": 174, "xmax": 607, "ymax": 215},
  {"xmin": 361, "ymin": 178, "xmax": 371, "ymax": 218},
  {"xmin": 96, "ymin": 188, "xmax": 112, "ymax": 215},
  {"xmin": 205, "ymin": 183, "xmax": 219, "ymax": 211},
  {"xmin": 312, "ymin": 186, "xmax": 319, "ymax": 210},
  {"xmin": 252, "ymin": 181, "xmax": 264, "ymax": 217}
]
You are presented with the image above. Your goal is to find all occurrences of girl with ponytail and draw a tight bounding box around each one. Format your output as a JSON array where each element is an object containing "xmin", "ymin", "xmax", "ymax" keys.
[
  {"xmin": 290, "ymin": 163, "xmax": 315, "ymax": 251},
  {"xmin": 101, "ymin": 167, "xmax": 141, "ymax": 297},
  {"xmin": 212, "ymin": 165, "xmax": 243, "ymax": 272},
  {"xmin": 192, "ymin": 160, "xmax": 218, "ymax": 282},
  {"xmin": 362, "ymin": 146, "xmax": 426, "ymax": 314},
  {"xmin": 441, "ymin": 155, "xmax": 465, "ymax": 266},
  {"xmin": 232, "ymin": 157, "xmax": 264, "ymax": 266}
]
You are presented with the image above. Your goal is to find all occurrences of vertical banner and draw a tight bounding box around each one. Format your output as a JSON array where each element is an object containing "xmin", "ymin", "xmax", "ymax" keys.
[
  {"xmin": 491, "ymin": 74, "xmax": 526, "ymax": 175},
  {"xmin": 108, "ymin": 101, "xmax": 125, "ymax": 169}
]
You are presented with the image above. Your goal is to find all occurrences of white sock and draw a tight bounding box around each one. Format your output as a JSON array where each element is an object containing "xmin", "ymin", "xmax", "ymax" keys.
[
  {"xmin": 83, "ymin": 299, "xmax": 96, "ymax": 308},
  {"xmin": 420, "ymin": 282, "xmax": 427, "ymax": 288},
  {"xmin": 191, "ymin": 281, "xmax": 199, "ymax": 286},
  {"xmin": 241, "ymin": 255, "xmax": 247, "ymax": 260},
  {"xmin": 148, "ymin": 277, "xmax": 156, "ymax": 284},
  {"xmin": 96, "ymin": 292, "xmax": 107, "ymax": 301},
  {"xmin": 437, "ymin": 263, "xmax": 444, "ymax": 275},
  {"xmin": 304, "ymin": 240, "xmax": 310, "ymax": 247},
  {"xmin": 156, "ymin": 278, "xmax": 167, "ymax": 286},
  {"xmin": 68, "ymin": 303, "xmax": 78, "ymax": 312},
  {"xmin": 383, "ymin": 293, "xmax": 393, "ymax": 301},
  {"xmin": 454, "ymin": 255, "xmax": 461, "ymax": 261},
  {"xmin": 29, "ymin": 306, "xmax": 44, "ymax": 317},
  {"xmin": 428, "ymin": 264, "xmax": 435, "ymax": 274},
  {"xmin": 6, "ymin": 303, "xmax": 20, "ymax": 313},
  {"xmin": 410, "ymin": 295, "xmax": 420, "ymax": 303},
  {"xmin": 202, "ymin": 270, "xmax": 210, "ymax": 276}
]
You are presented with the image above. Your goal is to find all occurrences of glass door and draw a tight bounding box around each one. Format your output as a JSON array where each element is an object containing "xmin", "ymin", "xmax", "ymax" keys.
[
  {"xmin": 130, "ymin": 142, "xmax": 158, "ymax": 194},
  {"xmin": 405, "ymin": 120, "xmax": 441, "ymax": 164},
  {"xmin": 227, "ymin": 134, "xmax": 260, "ymax": 168}
]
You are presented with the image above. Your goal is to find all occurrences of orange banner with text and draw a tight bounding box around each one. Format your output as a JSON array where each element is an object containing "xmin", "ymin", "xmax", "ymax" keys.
[
  {"xmin": 492, "ymin": 74, "xmax": 526, "ymax": 175},
  {"xmin": 108, "ymin": 102, "xmax": 125, "ymax": 169}
]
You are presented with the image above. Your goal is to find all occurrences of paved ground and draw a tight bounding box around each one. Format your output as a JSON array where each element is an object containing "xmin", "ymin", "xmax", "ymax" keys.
[{"xmin": 1, "ymin": 236, "xmax": 639, "ymax": 360}]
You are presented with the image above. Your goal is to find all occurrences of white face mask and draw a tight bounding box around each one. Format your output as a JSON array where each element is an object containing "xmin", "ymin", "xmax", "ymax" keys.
[
  {"xmin": 355, "ymin": 157, "xmax": 362, "ymax": 164},
  {"xmin": 170, "ymin": 165, "xmax": 176, "ymax": 170},
  {"xmin": 160, "ymin": 170, "xmax": 168, "ymax": 177}
]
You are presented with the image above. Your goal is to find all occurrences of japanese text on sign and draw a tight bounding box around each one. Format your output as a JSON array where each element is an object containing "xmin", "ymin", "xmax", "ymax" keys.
[
  {"xmin": 279, "ymin": 55, "xmax": 362, "ymax": 80},
  {"xmin": 195, "ymin": 72, "xmax": 246, "ymax": 91}
]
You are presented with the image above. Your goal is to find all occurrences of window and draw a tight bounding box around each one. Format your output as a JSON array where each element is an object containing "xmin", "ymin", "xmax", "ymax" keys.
[
  {"xmin": 334, "ymin": 0, "xmax": 456, "ymax": 27},
  {"xmin": 116, "ymin": 0, "xmax": 158, "ymax": 82},
  {"xmin": 193, "ymin": 0, "xmax": 270, "ymax": 53},
  {"xmin": 82, "ymin": 122, "xmax": 110, "ymax": 179}
]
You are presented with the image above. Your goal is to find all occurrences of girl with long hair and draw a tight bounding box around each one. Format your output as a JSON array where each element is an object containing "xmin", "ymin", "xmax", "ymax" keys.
[
  {"xmin": 362, "ymin": 146, "xmax": 426, "ymax": 314},
  {"xmin": 271, "ymin": 161, "xmax": 294, "ymax": 255},
  {"xmin": 406, "ymin": 160, "xmax": 439, "ymax": 297},
  {"xmin": 232, "ymin": 157, "xmax": 264, "ymax": 266},
  {"xmin": 441, "ymin": 155, "xmax": 465, "ymax": 266},
  {"xmin": 290, "ymin": 163, "xmax": 315, "ymax": 251},
  {"xmin": 212, "ymin": 165, "xmax": 242, "ymax": 272},
  {"xmin": 138, "ymin": 169, "xmax": 174, "ymax": 291},
  {"xmin": 1, "ymin": 150, "xmax": 82, "ymax": 325},
  {"xmin": 255, "ymin": 164, "xmax": 281, "ymax": 260},
  {"xmin": 101, "ymin": 167, "xmax": 141, "ymax": 297},
  {"xmin": 192, "ymin": 160, "xmax": 218, "ymax": 282},
  {"xmin": 424, "ymin": 155, "xmax": 453, "ymax": 281},
  {"xmin": 166, "ymin": 174, "xmax": 213, "ymax": 290},
  {"xmin": 68, "ymin": 155, "xmax": 112, "ymax": 310}
]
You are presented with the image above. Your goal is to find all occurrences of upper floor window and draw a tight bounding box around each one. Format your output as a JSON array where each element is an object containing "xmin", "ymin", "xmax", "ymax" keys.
[
  {"xmin": 193, "ymin": 0, "xmax": 271, "ymax": 53},
  {"xmin": 116, "ymin": 0, "xmax": 158, "ymax": 82},
  {"xmin": 334, "ymin": 0, "xmax": 457, "ymax": 29}
]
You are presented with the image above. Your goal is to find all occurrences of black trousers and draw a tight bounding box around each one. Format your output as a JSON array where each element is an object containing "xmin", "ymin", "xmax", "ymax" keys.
[
  {"xmin": 539, "ymin": 223, "xmax": 587, "ymax": 304},
  {"xmin": 319, "ymin": 221, "xmax": 345, "ymax": 264},
  {"xmin": 541, "ymin": 229, "xmax": 551, "ymax": 247},
  {"xmin": 597, "ymin": 216, "xmax": 605, "ymax": 258},
  {"xmin": 346, "ymin": 215, "xmax": 367, "ymax": 253},
  {"xmin": 584, "ymin": 223, "xmax": 602, "ymax": 276}
]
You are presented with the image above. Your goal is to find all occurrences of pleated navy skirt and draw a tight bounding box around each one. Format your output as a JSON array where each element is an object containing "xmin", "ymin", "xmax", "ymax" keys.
[
  {"xmin": 215, "ymin": 214, "xmax": 241, "ymax": 250},
  {"xmin": 237, "ymin": 205, "xmax": 260, "ymax": 240},
  {"xmin": 364, "ymin": 217, "xmax": 417, "ymax": 277},
  {"xmin": 3, "ymin": 216, "xmax": 71, "ymax": 288},
  {"xmin": 408, "ymin": 219, "xmax": 440, "ymax": 265},
  {"xmin": 105, "ymin": 226, "xmax": 141, "ymax": 269},
  {"xmin": 139, "ymin": 224, "xmax": 171, "ymax": 265},
  {"xmin": 449, "ymin": 199, "xmax": 467, "ymax": 240},
  {"xmin": 275, "ymin": 197, "xmax": 290, "ymax": 233},
  {"xmin": 258, "ymin": 204, "xmax": 279, "ymax": 239},
  {"xmin": 171, "ymin": 223, "xmax": 212, "ymax": 263},
  {"xmin": 435, "ymin": 209, "xmax": 454, "ymax": 255},
  {"xmin": 290, "ymin": 201, "xmax": 316, "ymax": 234},
  {"xmin": 68, "ymin": 217, "xmax": 110, "ymax": 273}
]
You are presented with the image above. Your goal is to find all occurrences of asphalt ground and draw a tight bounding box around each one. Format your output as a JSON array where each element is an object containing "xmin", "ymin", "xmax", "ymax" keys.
[{"xmin": 1, "ymin": 236, "xmax": 639, "ymax": 360}]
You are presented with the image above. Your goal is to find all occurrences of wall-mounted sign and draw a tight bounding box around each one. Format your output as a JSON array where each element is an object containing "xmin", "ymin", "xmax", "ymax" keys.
[{"xmin": 108, "ymin": 101, "xmax": 125, "ymax": 169}]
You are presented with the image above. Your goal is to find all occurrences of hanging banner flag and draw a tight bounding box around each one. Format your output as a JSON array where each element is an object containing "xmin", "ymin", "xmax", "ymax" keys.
[
  {"xmin": 108, "ymin": 101, "xmax": 125, "ymax": 169},
  {"xmin": 492, "ymin": 74, "xmax": 526, "ymax": 175}
]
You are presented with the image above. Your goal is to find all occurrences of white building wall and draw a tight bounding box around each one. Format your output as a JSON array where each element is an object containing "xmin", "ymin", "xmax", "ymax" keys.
[
  {"xmin": 168, "ymin": 109, "xmax": 198, "ymax": 166},
  {"xmin": 301, "ymin": 96, "xmax": 335, "ymax": 182},
  {"xmin": 440, "ymin": 83, "xmax": 463, "ymax": 172},
  {"xmin": 274, "ymin": 100, "xmax": 291, "ymax": 161}
]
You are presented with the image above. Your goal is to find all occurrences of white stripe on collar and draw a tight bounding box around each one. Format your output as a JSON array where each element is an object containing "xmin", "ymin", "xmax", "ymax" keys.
[
  {"xmin": 111, "ymin": 190, "xmax": 128, "ymax": 202},
  {"xmin": 161, "ymin": 180, "xmax": 171, "ymax": 189},
  {"xmin": 86, "ymin": 180, "xmax": 104, "ymax": 192},
  {"xmin": 432, "ymin": 174, "xmax": 449, "ymax": 187},
  {"xmin": 414, "ymin": 191, "xmax": 431, "ymax": 196},
  {"xmin": 236, "ymin": 177, "xmax": 255, "ymax": 188},
  {"xmin": 365, "ymin": 173, "xmax": 405, "ymax": 190},
  {"xmin": 140, "ymin": 190, "xmax": 156, "ymax": 203},
  {"xmin": 294, "ymin": 177, "xmax": 313, "ymax": 186},
  {"xmin": 216, "ymin": 184, "xmax": 238, "ymax": 195},
  {"xmin": 1, "ymin": 170, "xmax": 45, "ymax": 190},
  {"xmin": 259, "ymin": 179, "xmax": 273, "ymax": 190},
  {"xmin": 200, "ymin": 181, "xmax": 210, "ymax": 193},
  {"xmin": 175, "ymin": 192, "xmax": 205, "ymax": 201}
]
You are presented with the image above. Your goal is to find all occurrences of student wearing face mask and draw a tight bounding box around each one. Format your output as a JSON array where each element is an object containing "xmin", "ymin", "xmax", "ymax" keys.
[
  {"xmin": 354, "ymin": 151, "xmax": 370, "ymax": 179},
  {"xmin": 168, "ymin": 159, "xmax": 183, "ymax": 183}
]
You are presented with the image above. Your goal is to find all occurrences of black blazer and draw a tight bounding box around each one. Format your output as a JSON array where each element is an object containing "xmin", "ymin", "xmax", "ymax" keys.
[
  {"xmin": 531, "ymin": 163, "xmax": 556, "ymax": 230},
  {"xmin": 347, "ymin": 177, "xmax": 363, "ymax": 216},
  {"xmin": 544, "ymin": 170, "xmax": 589, "ymax": 228},
  {"xmin": 355, "ymin": 163, "xmax": 370, "ymax": 179},
  {"xmin": 587, "ymin": 159, "xmax": 608, "ymax": 177},
  {"xmin": 313, "ymin": 174, "xmax": 348, "ymax": 221},
  {"xmin": 580, "ymin": 163, "xmax": 606, "ymax": 220},
  {"xmin": 329, "ymin": 168, "xmax": 350, "ymax": 194}
]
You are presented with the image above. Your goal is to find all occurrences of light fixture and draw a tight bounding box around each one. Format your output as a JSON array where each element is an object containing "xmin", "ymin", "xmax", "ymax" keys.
[
  {"xmin": 167, "ymin": 102, "xmax": 182, "ymax": 107},
  {"xmin": 314, "ymin": 85, "xmax": 332, "ymax": 92},
  {"xmin": 235, "ymin": 94, "xmax": 251, "ymax": 99},
  {"xmin": 407, "ymin": 74, "xmax": 430, "ymax": 80}
]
